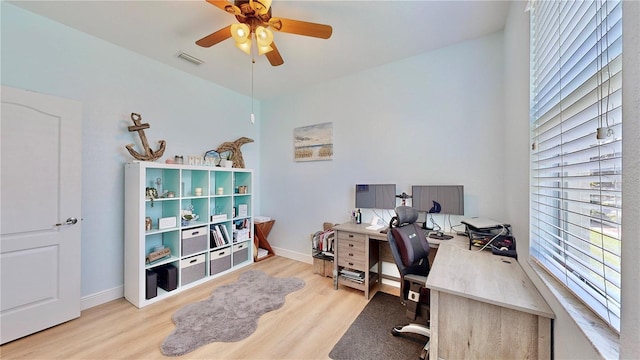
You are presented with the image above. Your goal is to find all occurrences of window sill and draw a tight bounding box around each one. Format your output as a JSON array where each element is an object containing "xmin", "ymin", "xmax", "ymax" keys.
[{"xmin": 527, "ymin": 259, "xmax": 619, "ymax": 359}]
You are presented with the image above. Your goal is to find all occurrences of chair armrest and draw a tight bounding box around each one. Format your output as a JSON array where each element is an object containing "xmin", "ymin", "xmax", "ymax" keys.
[{"xmin": 404, "ymin": 274, "xmax": 428, "ymax": 286}]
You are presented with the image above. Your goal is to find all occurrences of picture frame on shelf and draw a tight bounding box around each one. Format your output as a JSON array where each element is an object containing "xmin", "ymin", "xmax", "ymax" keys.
[{"xmin": 203, "ymin": 150, "xmax": 221, "ymax": 167}]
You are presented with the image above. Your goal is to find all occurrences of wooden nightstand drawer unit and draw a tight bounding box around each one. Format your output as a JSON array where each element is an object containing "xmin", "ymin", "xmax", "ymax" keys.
[
  {"xmin": 333, "ymin": 224, "xmax": 385, "ymax": 299},
  {"xmin": 338, "ymin": 237, "xmax": 365, "ymax": 270}
]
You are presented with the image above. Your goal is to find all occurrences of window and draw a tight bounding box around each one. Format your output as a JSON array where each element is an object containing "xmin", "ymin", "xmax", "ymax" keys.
[{"xmin": 529, "ymin": 0, "xmax": 622, "ymax": 331}]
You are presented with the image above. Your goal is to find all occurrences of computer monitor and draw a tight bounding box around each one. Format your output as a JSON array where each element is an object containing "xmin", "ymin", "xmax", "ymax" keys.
[
  {"xmin": 412, "ymin": 185, "xmax": 464, "ymax": 215},
  {"xmin": 355, "ymin": 184, "xmax": 396, "ymax": 209}
]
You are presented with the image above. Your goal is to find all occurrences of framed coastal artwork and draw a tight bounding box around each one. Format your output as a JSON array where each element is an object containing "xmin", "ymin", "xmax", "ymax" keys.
[{"xmin": 294, "ymin": 122, "xmax": 333, "ymax": 162}]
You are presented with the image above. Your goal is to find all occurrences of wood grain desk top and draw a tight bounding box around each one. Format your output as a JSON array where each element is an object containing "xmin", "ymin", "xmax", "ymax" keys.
[
  {"xmin": 424, "ymin": 233, "xmax": 468, "ymax": 248},
  {"xmin": 426, "ymin": 240, "xmax": 554, "ymax": 319},
  {"xmin": 332, "ymin": 222, "xmax": 389, "ymax": 241}
]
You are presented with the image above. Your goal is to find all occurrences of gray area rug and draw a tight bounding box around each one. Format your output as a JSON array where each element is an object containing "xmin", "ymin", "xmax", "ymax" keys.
[
  {"xmin": 161, "ymin": 270, "xmax": 305, "ymax": 356},
  {"xmin": 329, "ymin": 292, "xmax": 426, "ymax": 360}
]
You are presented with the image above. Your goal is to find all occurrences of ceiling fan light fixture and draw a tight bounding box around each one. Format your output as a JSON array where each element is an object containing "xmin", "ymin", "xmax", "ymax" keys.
[
  {"xmin": 235, "ymin": 40, "xmax": 252, "ymax": 55},
  {"xmin": 253, "ymin": 26, "xmax": 274, "ymax": 55},
  {"xmin": 199, "ymin": 0, "xmax": 333, "ymax": 66},
  {"xmin": 255, "ymin": 26, "xmax": 273, "ymax": 45},
  {"xmin": 231, "ymin": 23, "xmax": 250, "ymax": 44},
  {"xmin": 257, "ymin": 44, "xmax": 273, "ymax": 55}
]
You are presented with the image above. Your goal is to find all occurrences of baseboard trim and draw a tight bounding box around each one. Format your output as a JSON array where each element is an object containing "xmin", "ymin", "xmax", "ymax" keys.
[
  {"xmin": 78, "ymin": 250, "xmax": 310, "ymax": 311},
  {"xmin": 81, "ymin": 248, "xmax": 396, "ymax": 310},
  {"xmin": 381, "ymin": 278, "xmax": 400, "ymax": 288},
  {"xmin": 271, "ymin": 246, "xmax": 312, "ymax": 264},
  {"xmin": 81, "ymin": 285, "xmax": 123, "ymax": 310}
]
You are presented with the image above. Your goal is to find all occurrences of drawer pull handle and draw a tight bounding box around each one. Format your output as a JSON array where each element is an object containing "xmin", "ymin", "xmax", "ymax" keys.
[
  {"xmin": 349, "ymin": 244, "xmax": 354, "ymax": 247},
  {"xmin": 349, "ymin": 253, "xmax": 354, "ymax": 256},
  {"xmin": 348, "ymin": 234, "xmax": 354, "ymax": 238},
  {"xmin": 190, "ymin": 258, "xmax": 198, "ymax": 264},
  {"xmin": 348, "ymin": 262, "xmax": 354, "ymax": 266}
]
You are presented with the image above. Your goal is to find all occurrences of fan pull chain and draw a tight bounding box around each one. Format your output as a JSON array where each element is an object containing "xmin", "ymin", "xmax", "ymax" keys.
[
  {"xmin": 251, "ymin": 60, "xmax": 255, "ymax": 124},
  {"xmin": 250, "ymin": 33, "xmax": 256, "ymax": 124}
]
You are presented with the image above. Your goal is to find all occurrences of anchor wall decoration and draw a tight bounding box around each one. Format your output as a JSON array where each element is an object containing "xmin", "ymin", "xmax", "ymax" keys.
[
  {"xmin": 125, "ymin": 113, "xmax": 166, "ymax": 161},
  {"xmin": 215, "ymin": 137, "xmax": 254, "ymax": 168}
]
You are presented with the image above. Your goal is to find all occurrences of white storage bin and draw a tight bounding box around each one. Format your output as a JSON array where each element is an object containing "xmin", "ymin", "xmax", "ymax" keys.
[
  {"xmin": 233, "ymin": 242, "xmax": 249, "ymax": 266},
  {"xmin": 181, "ymin": 226, "xmax": 208, "ymax": 256},
  {"xmin": 181, "ymin": 254, "xmax": 206, "ymax": 286},
  {"xmin": 210, "ymin": 248, "xmax": 232, "ymax": 276}
]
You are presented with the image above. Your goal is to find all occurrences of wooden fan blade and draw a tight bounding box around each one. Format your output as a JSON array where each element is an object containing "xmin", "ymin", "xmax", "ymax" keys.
[
  {"xmin": 269, "ymin": 17, "xmax": 332, "ymax": 39},
  {"xmin": 265, "ymin": 41, "xmax": 284, "ymax": 66},
  {"xmin": 205, "ymin": 0, "xmax": 242, "ymax": 15},
  {"xmin": 196, "ymin": 25, "xmax": 232, "ymax": 47}
]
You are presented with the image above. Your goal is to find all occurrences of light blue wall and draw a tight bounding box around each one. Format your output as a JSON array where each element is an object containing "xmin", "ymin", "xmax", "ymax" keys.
[
  {"xmin": 260, "ymin": 32, "xmax": 506, "ymax": 257},
  {"xmin": 1, "ymin": 3, "xmax": 261, "ymax": 299}
]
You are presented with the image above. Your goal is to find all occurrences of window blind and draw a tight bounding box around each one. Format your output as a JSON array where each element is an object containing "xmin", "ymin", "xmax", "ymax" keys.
[{"xmin": 529, "ymin": 0, "xmax": 622, "ymax": 332}]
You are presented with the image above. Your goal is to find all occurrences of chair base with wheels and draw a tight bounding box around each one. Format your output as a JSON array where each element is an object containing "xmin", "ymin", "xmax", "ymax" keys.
[{"xmin": 390, "ymin": 274, "xmax": 430, "ymax": 359}]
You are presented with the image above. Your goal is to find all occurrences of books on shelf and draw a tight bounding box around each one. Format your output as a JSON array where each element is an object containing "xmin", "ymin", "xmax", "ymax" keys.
[
  {"xmin": 214, "ymin": 226, "xmax": 224, "ymax": 245},
  {"xmin": 340, "ymin": 269, "xmax": 364, "ymax": 277},
  {"xmin": 312, "ymin": 229, "xmax": 335, "ymax": 253},
  {"xmin": 220, "ymin": 224, "xmax": 231, "ymax": 243},
  {"xmin": 339, "ymin": 269, "xmax": 365, "ymax": 284},
  {"xmin": 340, "ymin": 276, "xmax": 364, "ymax": 284},
  {"xmin": 210, "ymin": 224, "xmax": 231, "ymax": 248}
]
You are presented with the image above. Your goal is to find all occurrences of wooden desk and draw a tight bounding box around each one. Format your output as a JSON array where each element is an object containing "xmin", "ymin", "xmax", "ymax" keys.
[
  {"xmin": 332, "ymin": 225, "xmax": 553, "ymax": 357},
  {"xmin": 332, "ymin": 223, "xmax": 387, "ymax": 299},
  {"xmin": 426, "ymin": 240, "xmax": 554, "ymax": 359},
  {"xmin": 254, "ymin": 220, "xmax": 275, "ymax": 262},
  {"xmin": 332, "ymin": 224, "xmax": 454, "ymax": 299}
]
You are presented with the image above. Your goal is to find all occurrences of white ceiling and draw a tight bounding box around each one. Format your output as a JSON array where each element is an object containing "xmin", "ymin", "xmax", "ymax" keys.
[{"xmin": 9, "ymin": 0, "xmax": 510, "ymax": 100}]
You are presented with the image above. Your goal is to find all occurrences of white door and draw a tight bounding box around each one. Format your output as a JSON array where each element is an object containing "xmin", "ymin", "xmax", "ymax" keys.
[{"xmin": 1, "ymin": 86, "xmax": 82, "ymax": 344}]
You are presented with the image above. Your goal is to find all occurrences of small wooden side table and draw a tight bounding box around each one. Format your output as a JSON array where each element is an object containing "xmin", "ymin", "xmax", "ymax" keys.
[{"xmin": 254, "ymin": 219, "xmax": 275, "ymax": 262}]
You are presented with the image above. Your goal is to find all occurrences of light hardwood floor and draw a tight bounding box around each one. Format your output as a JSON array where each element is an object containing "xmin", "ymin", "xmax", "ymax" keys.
[{"xmin": 1, "ymin": 256, "xmax": 399, "ymax": 359}]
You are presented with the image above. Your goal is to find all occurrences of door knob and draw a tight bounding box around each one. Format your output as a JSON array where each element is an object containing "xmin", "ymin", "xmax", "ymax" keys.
[{"xmin": 55, "ymin": 217, "xmax": 78, "ymax": 226}]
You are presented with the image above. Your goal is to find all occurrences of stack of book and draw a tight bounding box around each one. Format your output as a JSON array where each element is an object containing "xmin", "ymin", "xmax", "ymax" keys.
[
  {"xmin": 339, "ymin": 269, "xmax": 365, "ymax": 284},
  {"xmin": 312, "ymin": 229, "xmax": 335, "ymax": 253},
  {"xmin": 210, "ymin": 224, "xmax": 231, "ymax": 248}
]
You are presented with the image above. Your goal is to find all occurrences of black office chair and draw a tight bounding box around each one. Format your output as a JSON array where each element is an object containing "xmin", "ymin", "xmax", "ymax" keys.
[{"xmin": 387, "ymin": 206, "xmax": 431, "ymax": 360}]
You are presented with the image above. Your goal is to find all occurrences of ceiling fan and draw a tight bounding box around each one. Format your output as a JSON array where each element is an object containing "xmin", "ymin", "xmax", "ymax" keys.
[{"xmin": 196, "ymin": 0, "xmax": 332, "ymax": 66}]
